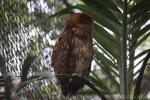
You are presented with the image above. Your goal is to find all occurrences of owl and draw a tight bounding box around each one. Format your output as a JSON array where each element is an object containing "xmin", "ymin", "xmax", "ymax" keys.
[{"xmin": 51, "ymin": 13, "xmax": 93, "ymax": 96}]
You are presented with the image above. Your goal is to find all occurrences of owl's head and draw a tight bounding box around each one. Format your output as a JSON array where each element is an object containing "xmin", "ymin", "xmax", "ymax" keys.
[
  {"xmin": 67, "ymin": 13, "xmax": 93, "ymax": 26},
  {"xmin": 66, "ymin": 13, "xmax": 93, "ymax": 36}
]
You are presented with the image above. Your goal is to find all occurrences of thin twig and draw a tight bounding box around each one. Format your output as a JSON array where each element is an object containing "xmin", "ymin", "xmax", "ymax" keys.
[{"xmin": 21, "ymin": 55, "xmax": 35, "ymax": 82}]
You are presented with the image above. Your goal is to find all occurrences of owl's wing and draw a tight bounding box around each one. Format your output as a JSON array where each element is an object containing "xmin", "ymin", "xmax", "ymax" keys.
[
  {"xmin": 51, "ymin": 30, "xmax": 71, "ymax": 74},
  {"xmin": 51, "ymin": 29, "xmax": 72, "ymax": 96}
]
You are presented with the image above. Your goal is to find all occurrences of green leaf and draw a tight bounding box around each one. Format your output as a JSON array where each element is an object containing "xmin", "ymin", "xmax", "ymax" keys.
[
  {"xmin": 114, "ymin": 0, "xmax": 123, "ymax": 9},
  {"xmin": 94, "ymin": 0, "xmax": 120, "ymax": 12},
  {"xmin": 94, "ymin": 30, "xmax": 118, "ymax": 59},
  {"xmin": 94, "ymin": 42, "xmax": 116, "ymax": 63},
  {"xmin": 94, "ymin": 50, "xmax": 118, "ymax": 71},
  {"xmin": 94, "ymin": 23, "xmax": 120, "ymax": 46},
  {"xmin": 48, "ymin": 4, "xmax": 121, "ymax": 34},
  {"xmin": 129, "ymin": 0, "xmax": 150, "ymax": 14},
  {"xmin": 129, "ymin": 10, "xmax": 150, "ymax": 24},
  {"xmin": 129, "ymin": 58, "xmax": 144, "ymax": 78},
  {"xmin": 134, "ymin": 32, "xmax": 150, "ymax": 49},
  {"xmin": 129, "ymin": 14, "xmax": 150, "ymax": 33},
  {"xmin": 94, "ymin": 56, "xmax": 118, "ymax": 77},
  {"xmin": 89, "ymin": 75, "xmax": 112, "ymax": 94},
  {"xmin": 95, "ymin": 59, "xmax": 118, "ymax": 78},
  {"xmin": 81, "ymin": 0, "xmax": 120, "ymax": 25},
  {"xmin": 131, "ymin": 24, "xmax": 150, "ymax": 43},
  {"xmin": 94, "ymin": 59, "xmax": 119, "ymax": 90},
  {"xmin": 76, "ymin": 4, "xmax": 121, "ymax": 34},
  {"xmin": 134, "ymin": 49, "xmax": 150, "ymax": 60},
  {"xmin": 133, "ymin": 52, "xmax": 150, "ymax": 99}
]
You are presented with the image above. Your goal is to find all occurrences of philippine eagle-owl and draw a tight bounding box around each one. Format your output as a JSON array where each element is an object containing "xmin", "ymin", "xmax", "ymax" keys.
[{"xmin": 51, "ymin": 13, "xmax": 93, "ymax": 96}]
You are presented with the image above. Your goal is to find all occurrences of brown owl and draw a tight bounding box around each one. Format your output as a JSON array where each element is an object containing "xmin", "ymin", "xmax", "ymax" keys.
[{"xmin": 51, "ymin": 13, "xmax": 93, "ymax": 96}]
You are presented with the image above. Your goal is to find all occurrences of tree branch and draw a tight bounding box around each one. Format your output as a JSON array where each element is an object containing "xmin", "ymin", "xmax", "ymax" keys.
[
  {"xmin": 21, "ymin": 55, "xmax": 35, "ymax": 82},
  {"xmin": 120, "ymin": 0, "xmax": 128, "ymax": 99}
]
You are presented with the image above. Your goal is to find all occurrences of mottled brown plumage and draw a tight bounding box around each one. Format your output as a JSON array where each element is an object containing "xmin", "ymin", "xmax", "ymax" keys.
[{"xmin": 51, "ymin": 13, "xmax": 93, "ymax": 96}]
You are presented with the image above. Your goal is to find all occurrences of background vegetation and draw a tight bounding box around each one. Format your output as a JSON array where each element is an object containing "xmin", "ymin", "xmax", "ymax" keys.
[{"xmin": 0, "ymin": 0, "xmax": 150, "ymax": 100}]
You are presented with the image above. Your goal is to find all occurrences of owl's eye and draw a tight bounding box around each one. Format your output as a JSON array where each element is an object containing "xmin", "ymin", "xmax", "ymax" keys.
[{"xmin": 79, "ymin": 15, "xmax": 92, "ymax": 25}]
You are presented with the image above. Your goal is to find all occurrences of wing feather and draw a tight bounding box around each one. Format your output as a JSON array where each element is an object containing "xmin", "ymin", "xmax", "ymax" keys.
[{"xmin": 51, "ymin": 29, "xmax": 72, "ymax": 96}]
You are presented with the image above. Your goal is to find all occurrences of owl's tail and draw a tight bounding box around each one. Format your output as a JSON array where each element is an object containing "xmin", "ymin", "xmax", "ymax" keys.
[
  {"xmin": 68, "ymin": 76, "xmax": 84, "ymax": 95},
  {"xmin": 59, "ymin": 76, "xmax": 70, "ymax": 96},
  {"xmin": 60, "ymin": 76, "xmax": 85, "ymax": 96}
]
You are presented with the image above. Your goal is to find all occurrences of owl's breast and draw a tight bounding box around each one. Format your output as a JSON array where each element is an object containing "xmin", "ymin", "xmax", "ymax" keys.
[{"xmin": 70, "ymin": 37, "xmax": 93, "ymax": 76}]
